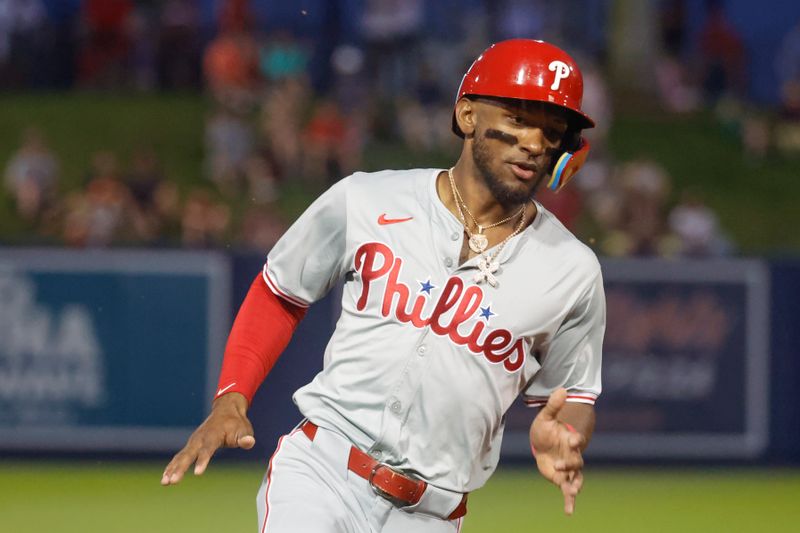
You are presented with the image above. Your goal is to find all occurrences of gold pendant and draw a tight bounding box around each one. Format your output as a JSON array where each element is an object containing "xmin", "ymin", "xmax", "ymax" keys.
[{"xmin": 469, "ymin": 234, "xmax": 488, "ymax": 253}]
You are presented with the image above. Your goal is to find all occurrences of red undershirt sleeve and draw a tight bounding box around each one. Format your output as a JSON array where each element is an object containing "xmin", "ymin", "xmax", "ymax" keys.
[{"xmin": 214, "ymin": 274, "xmax": 307, "ymax": 405}]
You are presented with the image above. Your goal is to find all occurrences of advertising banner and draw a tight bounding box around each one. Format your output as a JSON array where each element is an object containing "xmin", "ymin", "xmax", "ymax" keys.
[
  {"xmin": 0, "ymin": 249, "xmax": 230, "ymax": 452},
  {"xmin": 502, "ymin": 259, "xmax": 770, "ymax": 459}
]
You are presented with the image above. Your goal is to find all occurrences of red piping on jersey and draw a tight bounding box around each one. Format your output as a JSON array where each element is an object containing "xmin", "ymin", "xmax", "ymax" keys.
[
  {"xmin": 263, "ymin": 265, "xmax": 309, "ymax": 308},
  {"xmin": 216, "ymin": 274, "xmax": 307, "ymax": 404},
  {"xmin": 524, "ymin": 394, "xmax": 597, "ymax": 406},
  {"xmin": 565, "ymin": 395, "xmax": 597, "ymax": 402},
  {"xmin": 260, "ymin": 428, "xmax": 300, "ymax": 533}
]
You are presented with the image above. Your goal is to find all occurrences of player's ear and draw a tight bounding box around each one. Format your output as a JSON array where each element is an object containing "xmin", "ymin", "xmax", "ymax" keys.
[{"xmin": 455, "ymin": 98, "xmax": 477, "ymax": 137}]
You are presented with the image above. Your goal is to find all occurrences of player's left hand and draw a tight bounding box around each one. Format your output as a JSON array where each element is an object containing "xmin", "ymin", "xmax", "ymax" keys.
[{"xmin": 529, "ymin": 388, "xmax": 586, "ymax": 516}]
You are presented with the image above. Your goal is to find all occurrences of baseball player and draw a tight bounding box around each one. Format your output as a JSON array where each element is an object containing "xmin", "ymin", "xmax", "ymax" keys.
[{"xmin": 162, "ymin": 39, "xmax": 604, "ymax": 533}]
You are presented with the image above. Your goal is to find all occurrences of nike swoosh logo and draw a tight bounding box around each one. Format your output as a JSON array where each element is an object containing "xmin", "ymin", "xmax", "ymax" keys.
[
  {"xmin": 216, "ymin": 382, "xmax": 236, "ymax": 396},
  {"xmin": 378, "ymin": 214, "xmax": 414, "ymax": 225}
]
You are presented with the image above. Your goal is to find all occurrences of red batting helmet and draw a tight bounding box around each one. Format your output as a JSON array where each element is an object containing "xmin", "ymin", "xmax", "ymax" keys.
[{"xmin": 452, "ymin": 39, "xmax": 595, "ymax": 137}]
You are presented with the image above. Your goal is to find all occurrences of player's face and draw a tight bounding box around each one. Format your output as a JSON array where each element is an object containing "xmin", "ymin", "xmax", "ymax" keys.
[{"xmin": 470, "ymin": 99, "xmax": 568, "ymax": 206}]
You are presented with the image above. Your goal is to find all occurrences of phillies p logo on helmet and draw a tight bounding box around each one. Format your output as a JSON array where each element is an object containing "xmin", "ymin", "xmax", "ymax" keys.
[
  {"xmin": 548, "ymin": 60, "xmax": 570, "ymax": 91},
  {"xmin": 451, "ymin": 39, "xmax": 595, "ymax": 136}
]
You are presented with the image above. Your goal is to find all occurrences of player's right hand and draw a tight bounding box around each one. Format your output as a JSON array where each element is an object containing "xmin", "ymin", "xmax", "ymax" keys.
[{"xmin": 161, "ymin": 392, "xmax": 255, "ymax": 486}]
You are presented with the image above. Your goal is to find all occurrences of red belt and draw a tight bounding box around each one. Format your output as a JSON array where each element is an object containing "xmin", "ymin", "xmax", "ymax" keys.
[{"xmin": 300, "ymin": 421, "xmax": 467, "ymax": 520}]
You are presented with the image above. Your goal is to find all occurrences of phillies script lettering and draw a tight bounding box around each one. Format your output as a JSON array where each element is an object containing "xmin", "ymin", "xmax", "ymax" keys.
[{"xmin": 354, "ymin": 242, "xmax": 525, "ymax": 372}]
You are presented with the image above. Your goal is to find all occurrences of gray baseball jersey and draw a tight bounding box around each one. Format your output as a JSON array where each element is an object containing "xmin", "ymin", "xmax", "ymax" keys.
[{"xmin": 263, "ymin": 168, "xmax": 604, "ymax": 493}]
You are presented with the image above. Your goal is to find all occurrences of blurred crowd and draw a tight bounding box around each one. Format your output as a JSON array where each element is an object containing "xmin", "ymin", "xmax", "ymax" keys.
[
  {"xmin": 2, "ymin": 0, "xmax": 798, "ymax": 256},
  {"xmin": 655, "ymin": 0, "xmax": 800, "ymax": 159}
]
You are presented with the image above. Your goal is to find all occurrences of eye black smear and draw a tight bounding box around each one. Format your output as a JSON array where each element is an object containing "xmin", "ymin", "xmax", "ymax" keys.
[{"xmin": 485, "ymin": 128, "xmax": 518, "ymax": 145}]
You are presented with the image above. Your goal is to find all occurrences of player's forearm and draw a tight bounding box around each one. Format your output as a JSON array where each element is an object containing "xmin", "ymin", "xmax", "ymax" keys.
[
  {"xmin": 557, "ymin": 403, "xmax": 595, "ymax": 451},
  {"xmin": 215, "ymin": 274, "xmax": 307, "ymax": 404}
]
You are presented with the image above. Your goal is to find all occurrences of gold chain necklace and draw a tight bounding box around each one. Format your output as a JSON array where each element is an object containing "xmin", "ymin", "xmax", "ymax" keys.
[
  {"xmin": 447, "ymin": 167, "xmax": 529, "ymax": 287},
  {"xmin": 447, "ymin": 168, "xmax": 525, "ymax": 253}
]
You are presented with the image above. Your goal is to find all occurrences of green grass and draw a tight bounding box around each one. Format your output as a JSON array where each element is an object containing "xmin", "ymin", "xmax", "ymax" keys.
[
  {"xmin": 0, "ymin": 462, "xmax": 798, "ymax": 532},
  {"xmin": 0, "ymin": 93, "xmax": 206, "ymax": 190},
  {"xmin": 0, "ymin": 93, "xmax": 208, "ymax": 243},
  {"xmin": 607, "ymin": 112, "xmax": 800, "ymax": 253},
  {"xmin": 1, "ymin": 93, "xmax": 799, "ymax": 252}
]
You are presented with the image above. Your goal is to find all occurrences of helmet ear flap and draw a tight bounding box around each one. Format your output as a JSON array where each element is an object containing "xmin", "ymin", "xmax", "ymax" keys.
[{"xmin": 546, "ymin": 137, "xmax": 590, "ymax": 192}]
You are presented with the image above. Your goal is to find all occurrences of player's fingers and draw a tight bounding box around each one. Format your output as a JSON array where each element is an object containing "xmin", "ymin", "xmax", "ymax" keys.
[
  {"xmin": 538, "ymin": 388, "xmax": 567, "ymax": 421},
  {"xmin": 237, "ymin": 434, "xmax": 256, "ymax": 449},
  {"xmin": 561, "ymin": 482, "xmax": 577, "ymax": 516},
  {"xmin": 235, "ymin": 417, "xmax": 256, "ymax": 449},
  {"xmin": 554, "ymin": 453, "xmax": 583, "ymax": 472},
  {"xmin": 193, "ymin": 446, "xmax": 216, "ymax": 476},
  {"xmin": 570, "ymin": 470, "xmax": 584, "ymax": 494},
  {"xmin": 220, "ymin": 416, "xmax": 254, "ymax": 448},
  {"xmin": 567, "ymin": 431, "xmax": 584, "ymax": 450},
  {"xmin": 550, "ymin": 469, "xmax": 567, "ymax": 488},
  {"xmin": 161, "ymin": 446, "xmax": 199, "ymax": 485},
  {"xmin": 560, "ymin": 471, "xmax": 583, "ymax": 515}
]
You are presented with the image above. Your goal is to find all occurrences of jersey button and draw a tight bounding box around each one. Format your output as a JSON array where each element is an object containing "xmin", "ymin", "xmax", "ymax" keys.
[
  {"xmin": 390, "ymin": 400, "xmax": 402, "ymax": 414},
  {"xmin": 450, "ymin": 232, "xmax": 460, "ymax": 241},
  {"xmin": 417, "ymin": 345, "xmax": 427, "ymax": 356},
  {"xmin": 444, "ymin": 257, "xmax": 453, "ymax": 267}
]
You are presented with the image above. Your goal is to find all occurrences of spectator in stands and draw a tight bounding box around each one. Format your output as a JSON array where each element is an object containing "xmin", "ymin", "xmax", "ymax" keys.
[
  {"xmin": 202, "ymin": 26, "xmax": 259, "ymax": 110},
  {"xmin": 257, "ymin": 31, "xmax": 312, "ymax": 175},
  {"xmin": 577, "ymin": 56, "xmax": 613, "ymax": 150},
  {"xmin": 76, "ymin": 0, "xmax": 134, "ymax": 88},
  {"xmin": 260, "ymin": 75, "xmax": 311, "ymax": 177},
  {"xmin": 655, "ymin": 0, "xmax": 699, "ymax": 113},
  {"xmin": 660, "ymin": 0, "xmax": 688, "ymax": 60},
  {"xmin": 4, "ymin": 126, "xmax": 59, "ymax": 222},
  {"xmin": 59, "ymin": 150, "xmax": 135, "ymax": 247},
  {"xmin": 128, "ymin": 3, "xmax": 157, "ymax": 91},
  {"xmin": 259, "ymin": 30, "xmax": 308, "ymax": 83},
  {"xmin": 126, "ymin": 145, "xmax": 163, "ymax": 210},
  {"xmin": 329, "ymin": 44, "xmax": 372, "ymax": 159},
  {"xmin": 330, "ymin": 44, "xmax": 368, "ymax": 115},
  {"xmin": 0, "ymin": 2, "xmax": 12, "ymax": 76},
  {"xmin": 204, "ymin": 107, "xmax": 255, "ymax": 194},
  {"xmin": 243, "ymin": 149, "xmax": 280, "ymax": 205},
  {"xmin": 149, "ymin": 180, "xmax": 182, "ymax": 245},
  {"xmin": 361, "ymin": 0, "xmax": 424, "ymax": 98},
  {"xmin": 0, "ymin": 0, "xmax": 47, "ymax": 88},
  {"xmin": 774, "ymin": 20, "xmax": 800, "ymax": 155},
  {"xmin": 777, "ymin": 20, "xmax": 800, "ymax": 110},
  {"xmin": 741, "ymin": 113, "xmax": 770, "ymax": 159},
  {"xmin": 124, "ymin": 144, "xmax": 167, "ymax": 241},
  {"xmin": 238, "ymin": 205, "xmax": 288, "ymax": 251},
  {"xmin": 493, "ymin": 0, "xmax": 548, "ymax": 41},
  {"xmin": 157, "ymin": 0, "xmax": 201, "ymax": 90},
  {"xmin": 397, "ymin": 63, "xmax": 453, "ymax": 152},
  {"xmin": 39, "ymin": 0, "xmax": 81, "ymax": 89},
  {"xmin": 697, "ymin": 0, "xmax": 745, "ymax": 105},
  {"xmin": 303, "ymin": 99, "xmax": 362, "ymax": 184},
  {"xmin": 600, "ymin": 159, "xmax": 673, "ymax": 257},
  {"xmin": 217, "ymin": 0, "xmax": 252, "ymax": 34},
  {"xmin": 668, "ymin": 188, "xmax": 731, "ymax": 257},
  {"xmin": 181, "ymin": 188, "xmax": 231, "ymax": 248}
]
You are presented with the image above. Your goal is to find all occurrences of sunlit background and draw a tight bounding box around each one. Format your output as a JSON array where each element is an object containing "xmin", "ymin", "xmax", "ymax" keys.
[{"xmin": 1, "ymin": 1, "xmax": 799, "ymax": 532}]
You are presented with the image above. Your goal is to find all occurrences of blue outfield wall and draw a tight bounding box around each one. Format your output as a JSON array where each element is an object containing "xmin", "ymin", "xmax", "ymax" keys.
[
  {"xmin": 767, "ymin": 259, "xmax": 800, "ymax": 462},
  {"xmin": 0, "ymin": 249, "xmax": 797, "ymax": 463}
]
